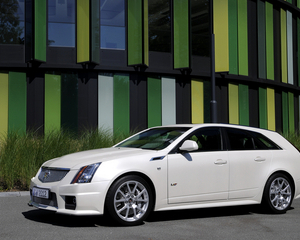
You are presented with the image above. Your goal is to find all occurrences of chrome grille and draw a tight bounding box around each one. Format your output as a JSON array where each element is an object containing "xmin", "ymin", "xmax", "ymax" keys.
[{"xmin": 38, "ymin": 167, "xmax": 70, "ymax": 183}]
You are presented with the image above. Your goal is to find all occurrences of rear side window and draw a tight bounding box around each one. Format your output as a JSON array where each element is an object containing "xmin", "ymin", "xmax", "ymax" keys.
[
  {"xmin": 250, "ymin": 132, "xmax": 281, "ymax": 150},
  {"xmin": 225, "ymin": 128, "xmax": 281, "ymax": 151}
]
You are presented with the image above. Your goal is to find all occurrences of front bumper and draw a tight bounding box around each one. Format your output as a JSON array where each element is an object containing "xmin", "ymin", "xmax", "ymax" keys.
[{"xmin": 29, "ymin": 177, "xmax": 109, "ymax": 216}]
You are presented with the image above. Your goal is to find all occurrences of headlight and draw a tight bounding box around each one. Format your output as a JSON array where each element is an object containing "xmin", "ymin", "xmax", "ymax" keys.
[{"xmin": 71, "ymin": 163, "xmax": 101, "ymax": 184}]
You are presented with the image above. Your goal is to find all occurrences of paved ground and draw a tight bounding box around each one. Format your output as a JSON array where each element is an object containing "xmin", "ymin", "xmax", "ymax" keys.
[{"xmin": 1, "ymin": 193, "xmax": 300, "ymax": 240}]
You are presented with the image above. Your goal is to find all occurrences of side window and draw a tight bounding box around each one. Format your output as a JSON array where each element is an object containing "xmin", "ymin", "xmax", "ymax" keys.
[
  {"xmin": 186, "ymin": 128, "xmax": 222, "ymax": 151},
  {"xmin": 226, "ymin": 128, "xmax": 254, "ymax": 151},
  {"xmin": 250, "ymin": 132, "xmax": 281, "ymax": 150}
]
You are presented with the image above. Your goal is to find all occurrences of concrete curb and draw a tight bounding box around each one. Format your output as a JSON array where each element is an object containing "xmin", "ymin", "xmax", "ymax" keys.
[{"xmin": 0, "ymin": 191, "xmax": 30, "ymax": 197}]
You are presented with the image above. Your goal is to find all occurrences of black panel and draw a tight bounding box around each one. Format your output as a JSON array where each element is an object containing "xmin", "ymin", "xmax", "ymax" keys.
[
  {"xmin": 248, "ymin": 0, "xmax": 258, "ymax": 79},
  {"xmin": 25, "ymin": 0, "xmax": 33, "ymax": 63},
  {"xmin": 47, "ymin": 47, "xmax": 76, "ymax": 68},
  {"xmin": 275, "ymin": 90, "xmax": 282, "ymax": 132},
  {"xmin": 61, "ymin": 73, "xmax": 78, "ymax": 133},
  {"xmin": 216, "ymin": 79, "xmax": 228, "ymax": 124},
  {"xmin": 176, "ymin": 76, "xmax": 191, "ymax": 124},
  {"xmin": 27, "ymin": 71, "xmax": 44, "ymax": 134},
  {"xmin": 249, "ymin": 85, "xmax": 259, "ymax": 127},
  {"xmin": 130, "ymin": 73, "xmax": 147, "ymax": 132},
  {"xmin": 0, "ymin": 45, "xmax": 25, "ymax": 64},
  {"xmin": 78, "ymin": 72, "xmax": 98, "ymax": 132}
]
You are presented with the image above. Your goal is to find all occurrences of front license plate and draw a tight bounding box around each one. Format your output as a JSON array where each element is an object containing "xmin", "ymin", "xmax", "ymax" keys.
[{"xmin": 32, "ymin": 187, "xmax": 50, "ymax": 199}]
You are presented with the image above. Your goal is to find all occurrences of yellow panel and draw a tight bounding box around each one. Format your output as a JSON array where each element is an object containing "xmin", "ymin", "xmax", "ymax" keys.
[
  {"xmin": 0, "ymin": 73, "xmax": 9, "ymax": 137},
  {"xmin": 267, "ymin": 88, "xmax": 276, "ymax": 131},
  {"xmin": 228, "ymin": 83, "xmax": 239, "ymax": 124},
  {"xmin": 214, "ymin": 0, "xmax": 229, "ymax": 72},
  {"xmin": 191, "ymin": 80, "xmax": 204, "ymax": 123},
  {"xmin": 77, "ymin": 0, "xmax": 90, "ymax": 63}
]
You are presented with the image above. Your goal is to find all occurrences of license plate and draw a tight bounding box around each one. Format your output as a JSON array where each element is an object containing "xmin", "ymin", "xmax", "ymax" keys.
[{"xmin": 32, "ymin": 187, "xmax": 50, "ymax": 199}]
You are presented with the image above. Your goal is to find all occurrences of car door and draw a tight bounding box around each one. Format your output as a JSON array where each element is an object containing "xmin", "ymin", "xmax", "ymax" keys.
[
  {"xmin": 167, "ymin": 127, "xmax": 229, "ymax": 204},
  {"xmin": 225, "ymin": 128, "xmax": 273, "ymax": 199}
]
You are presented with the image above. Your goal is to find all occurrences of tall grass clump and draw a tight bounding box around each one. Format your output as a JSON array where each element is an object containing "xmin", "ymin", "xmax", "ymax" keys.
[
  {"xmin": 283, "ymin": 131, "xmax": 300, "ymax": 150},
  {"xmin": 0, "ymin": 128, "xmax": 130, "ymax": 191}
]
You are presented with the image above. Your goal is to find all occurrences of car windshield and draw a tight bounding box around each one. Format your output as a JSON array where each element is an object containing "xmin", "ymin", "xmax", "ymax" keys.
[{"xmin": 116, "ymin": 127, "xmax": 190, "ymax": 150}]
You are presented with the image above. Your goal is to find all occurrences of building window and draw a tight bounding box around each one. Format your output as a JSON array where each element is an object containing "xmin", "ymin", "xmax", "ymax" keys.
[
  {"xmin": 0, "ymin": 0, "xmax": 25, "ymax": 44},
  {"xmin": 100, "ymin": 0, "xmax": 125, "ymax": 50},
  {"xmin": 191, "ymin": 0, "xmax": 210, "ymax": 57},
  {"xmin": 48, "ymin": 0, "xmax": 75, "ymax": 47},
  {"xmin": 149, "ymin": 0, "xmax": 171, "ymax": 52}
]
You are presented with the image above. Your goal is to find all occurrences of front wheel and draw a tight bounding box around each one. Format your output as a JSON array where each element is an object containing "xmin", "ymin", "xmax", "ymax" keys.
[
  {"xmin": 263, "ymin": 173, "xmax": 294, "ymax": 213},
  {"xmin": 105, "ymin": 175, "xmax": 153, "ymax": 226}
]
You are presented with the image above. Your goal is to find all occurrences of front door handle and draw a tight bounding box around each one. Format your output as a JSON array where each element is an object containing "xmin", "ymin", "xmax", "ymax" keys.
[{"xmin": 214, "ymin": 159, "xmax": 227, "ymax": 165}]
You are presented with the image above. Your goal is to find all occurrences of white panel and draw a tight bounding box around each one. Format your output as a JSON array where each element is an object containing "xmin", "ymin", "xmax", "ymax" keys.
[
  {"xmin": 287, "ymin": 11, "xmax": 294, "ymax": 85},
  {"xmin": 98, "ymin": 74, "xmax": 114, "ymax": 133},
  {"xmin": 161, "ymin": 77, "xmax": 176, "ymax": 125}
]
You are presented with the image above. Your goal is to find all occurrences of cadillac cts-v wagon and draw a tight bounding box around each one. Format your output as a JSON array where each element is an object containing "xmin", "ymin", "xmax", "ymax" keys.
[{"xmin": 29, "ymin": 124, "xmax": 300, "ymax": 225}]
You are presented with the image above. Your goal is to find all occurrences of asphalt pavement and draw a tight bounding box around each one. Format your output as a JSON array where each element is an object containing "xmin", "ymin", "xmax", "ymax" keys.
[{"xmin": 1, "ymin": 193, "xmax": 300, "ymax": 240}]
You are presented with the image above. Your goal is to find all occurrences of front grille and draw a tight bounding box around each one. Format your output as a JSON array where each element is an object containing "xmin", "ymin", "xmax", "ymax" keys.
[
  {"xmin": 31, "ymin": 191, "xmax": 58, "ymax": 208},
  {"xmin": 38, "ymin": 167, "xmax": 70, "ymax": 183}
]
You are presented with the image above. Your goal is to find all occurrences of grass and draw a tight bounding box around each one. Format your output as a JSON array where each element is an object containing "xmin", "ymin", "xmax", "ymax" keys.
[
  {"xmin": 0, "ymin": 128, "xmax": 130, "ymax": 191},
  {"xmin": 1, "ymin": 129, "xmax": 300, "ymax": 191}
]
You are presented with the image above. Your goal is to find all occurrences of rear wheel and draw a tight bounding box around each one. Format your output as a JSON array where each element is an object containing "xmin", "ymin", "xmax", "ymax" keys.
[
  {"xmin": 263, "ymin": 173, "xmax": 294, "ymax": 213},
  {"xmin": 105, "ymin": 175, "xmax": 153, "ymax": 226}
]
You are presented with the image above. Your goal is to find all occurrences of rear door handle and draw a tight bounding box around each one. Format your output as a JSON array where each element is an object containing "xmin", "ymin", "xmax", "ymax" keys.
[
  {"xmin": 214, "ymin": 159, "xmax": 227, "ymax": 165},
  {"xmin": 254, "ymin": 157, "xmax": 266, "ymax": 162}
]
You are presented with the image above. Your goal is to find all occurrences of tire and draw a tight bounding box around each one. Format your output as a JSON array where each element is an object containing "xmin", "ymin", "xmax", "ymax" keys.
[
  {"xmin": 262, "ymin": 173, "xmax": 294, "ymax": 214},
  {"xmin": 105, "ymin": 175, "xmax": 153, "ymax": 226}
]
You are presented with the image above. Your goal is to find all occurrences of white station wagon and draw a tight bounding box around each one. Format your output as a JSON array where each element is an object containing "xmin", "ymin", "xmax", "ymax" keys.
[{"xmin": 29, "ymin": 124, "xmax": 300, "ymax": 226}]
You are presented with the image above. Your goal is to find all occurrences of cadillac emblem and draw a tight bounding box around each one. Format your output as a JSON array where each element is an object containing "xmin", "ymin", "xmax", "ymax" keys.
[{"xmin": 43, "ymin": 169, "xmax": 51, "ymax": 181}]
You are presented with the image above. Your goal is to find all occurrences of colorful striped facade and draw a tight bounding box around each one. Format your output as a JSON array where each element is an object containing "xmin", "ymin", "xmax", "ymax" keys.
[{"xmin": 1, "ymin": 0, "xmax": 300, "ymax": 136}]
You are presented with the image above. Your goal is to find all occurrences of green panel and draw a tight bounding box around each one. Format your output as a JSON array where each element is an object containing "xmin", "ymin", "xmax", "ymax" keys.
[
  {"xmin": 148, "ymin": 77, "xmax": 162, "ymax": 127},
  {"xmin": 91, "ymin": 0, "xmax": 100, "ymax": 64},
  {"xmin": 282, "ymin": 91, "xmax": 288, "ymax": 134},
  {"xmin": 259, "ymin": 87, "xmax": 267, "ymax": 129},
  {"xmin": 257, "ymin": 0, "xmax": 266, "ymax": 79},
  {"xmin": 238, "ymin": 0, "xmax": 248, "ymax": 76},
  {"xmin": 173, "ymin": 0, "xmax": 189, "ymax": 69},
  {"xmin": 144, "ymin": 0, "xmax": 149, "ymax": 66},
  {"xmin": 0, "ymin": 73, "xmax": 9, "ymax": 137},
  {"xmin": 267, "ymin": 88, "xmax": 275, "ymax": 131},
  {"xmin": 61, "ymin": 73, "xmax": 78, "ymax": 133},
  {"xmin": 113, "ymin": 74, "xmax": 130, "ymax": 134},
  {"xmin": 77, "ymin": 0, "xmax": 90, "ymax": 63},
  {"xmin": 228, "ymin": 83, "xmax": 239, "ymax": 124},
  {"xmin": 286, "ymin": 0, "xmax": 292, "ymax": 3},
  {"xmin": 265, "ymin": 2, "xmax": 274, "ymax": 80},
  {"xmin": 128, "ymin": 0, "xmax": 143, "ymax": 65},
  {"xmin": 228, "ymin": 0, "xmax": 238, "ymax": 75},
  {"xmin": 239, "ymin": 84, "xmax": 249, "ymax": 126},
  {"xmin": 45, "ymin": 74, "xmax": 61, "ymax": 133},
  {"xmin": 34, "ymin": 0, "xmax": 46, "ymax": 62},
  {"xmin": 288, "ymin": 92, "xmax": 295, "ymax": 132},
  {"xmin": 8, "ymin": 72, "xmax": 27, "ymax": 134},
  {"xmin": 281, "ymin": 9, "xmax": 287, "ymax": 83}
]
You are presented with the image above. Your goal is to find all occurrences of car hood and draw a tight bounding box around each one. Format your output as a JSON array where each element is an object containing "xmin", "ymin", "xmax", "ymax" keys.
[{"xmin": 42, "ymin": 147, "xmax": 163, "ymax": 169}]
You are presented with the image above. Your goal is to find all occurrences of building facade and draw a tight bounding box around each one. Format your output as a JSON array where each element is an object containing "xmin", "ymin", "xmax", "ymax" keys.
[{"xmin": 0, "ymin": 0, "xmax": 300, "ymax": 136}]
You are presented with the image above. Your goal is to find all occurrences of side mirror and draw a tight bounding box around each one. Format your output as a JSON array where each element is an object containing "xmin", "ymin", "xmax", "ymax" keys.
[{"xmin": 179, "ymin": 140, "xmax": 198, "ymax": 152}]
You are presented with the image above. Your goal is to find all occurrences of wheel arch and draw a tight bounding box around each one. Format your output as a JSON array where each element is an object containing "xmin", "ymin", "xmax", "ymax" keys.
[
  {"xmin": 264, "ymin": 170, "xmax": 295, "ymax": 196},
  {"xmin": 104, "ymin": 171, "xmax": 157, "ymax": 211}
]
